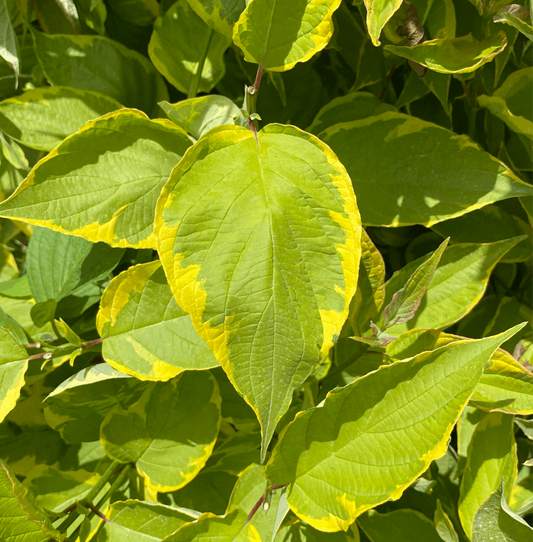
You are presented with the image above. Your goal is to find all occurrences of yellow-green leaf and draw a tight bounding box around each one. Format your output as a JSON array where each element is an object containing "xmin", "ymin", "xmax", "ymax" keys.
[
  {"xmin": 363, "ymin": 0, "xmax": 403, "ymax": 46},
  {"xmin": 264, "ymin": 326, "xmax": 523, "ymax": 532}
]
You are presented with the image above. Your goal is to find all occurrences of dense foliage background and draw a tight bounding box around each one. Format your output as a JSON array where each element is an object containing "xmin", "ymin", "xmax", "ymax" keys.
[{"xmin": 0, "ymin": 0, "xmax": 532, "ymax": 540}]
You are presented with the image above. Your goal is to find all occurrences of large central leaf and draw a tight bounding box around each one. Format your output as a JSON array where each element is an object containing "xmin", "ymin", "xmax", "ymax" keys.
[{"xmin": 155, "ymin": 124, "xmax": 361, "ymax": 455}]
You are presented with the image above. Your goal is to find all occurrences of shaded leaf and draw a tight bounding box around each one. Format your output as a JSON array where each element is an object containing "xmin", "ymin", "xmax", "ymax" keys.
[
  {"xmin": 363, "ymin": 0, "xmax": 403, "ymax": 46},
  {"xmin": 320, "ymin": 112, "xmax": 533, "ymax": 227},
  {"xmin": 265, "ymin": 326, "xmax": 523, "ymax": 532},
  {"xmin": 494, "ymin": 5, "xmax": 533, "ymax": 41},
  {"xmin": 100, "ymin": 372, "xmax": 221, "ymax": 492},
  {"xmin": 471, "ymin": 481, "xmax": 533, "ymax": 541},
  {"xmin": 380, "ymin": 238, "xmax": 523, "ymax": 335},
  {"xmin": 160, "ymin": 95, "xmax": 247, "ymax": 140},
  {"xmin": 0, "ymin": 0, "xmax": 19, "ymax": 83},
  {"xmin": 385, "ymin": 32, "xmax": 508, "ymax": 74},
  {"xmin": 31, "ymin": 28, "xmax": 168, "ymax": 112},
  {"xmin": 232, "ymin": 0, "xmax": 342, "ymax": 71},
  {"xmin": 0, "ymin": 109, "xmax": 192, "ymax": 248},
  {"xmin": 459, "ymin": 412, "xmax": 517, "ymax": 537},
  {"xmin": 187, "ymin": 0, "xmax": 247, "ymax": 38},
  {"xmin": 155, "ymin": 124, "xmax": 361, "ymax": 456},
  {"xmin": 434, "ymin": 500, "xmax": 459, "ymax": 542},
  {"xmin": 44, "ymin": 363, "xmax": 148, "ymax": 443},
  {"xmin": 148, "ymin": 0, "xmax": 231, "ymax": 95},
  {"xmin": 97, "ymin": 261, "xmax": 217, "ymax": 380},
  {"xmin": 0, "ymin": 86, "xmax": 123, "ymax": 151}
]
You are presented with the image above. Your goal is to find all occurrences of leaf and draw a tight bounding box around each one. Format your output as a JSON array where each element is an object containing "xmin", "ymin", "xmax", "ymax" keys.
[
  {"xmin": 0, "ymin": 109, "xmax": 192, "ymax": 249},
  {"xmin": 358, "ymin": 509, "xmax": 442, "ymax": 542},
  {"xmin": 471, "ymin": 481, "xmax": 533, "ymax": 541},
  {"xmin": 380, "ymin": 238, "xmax": 448, "ymax": 331},
  {"xmin": 0, "ymin": 326, "xmax": 28, "ymax": 423},
  {"xmin": 0, "ymin": 0, "xmax": 19, "ymax": 83},
  {"xmin": 0, "ymin": 460, "xmax": 57, "ymax": 542},
  {"xmin": 431, "ymin": 203, "xmax": 532, "ymax": 263},
  {"xmin": 307, "ymin": 92, "xmax": 396, "ymax": 136},
  {"xmin": 31, "ymin": 28, "xmax": 168, "ymax": 112},
  {"xmin": 100, "ymin": 372, "xmax": 221, "ymax": 491},
  {"xmin": 362, "ymin": 0, "xmax": 403, "ymax": 46},
  {"xmin": 320, "ymin": 112, "xmax": 533, "ymax": 227},
  {"xmin": 97, "ymin": 500, "xmax": 199, "ymax": 541},
  {"xmin": 478, "ymin": 68, "xmax": 533, "ymax": 141},
  {"xmin": 434, "ymin": 500, "xmax": 459, "ymax": 542},
  {"xmin": 470, "ymin": 349, "xmax": 533, "ymax": 415},
  {"xmin": 27, "ymin": 227, "xmax": 124, "ymax": 303},
  {"xmin": 227, "ymin": 463, "xmax": 288, "ymax": 541},
  {"xmin": 160, "ymin": 95, "xmax": 247, "ymax": 140},
  {"xmin": 44, "ymin": 363, "xmax": 148, "ymax": 443},
  {"xmin": 155, "ymin": 124, "xmax": 361, "ymax": 456},
  {"xmin": 162, "ymin": 509, "xmax": 260, "ymax": 542},
  {"xmin": 148, "ymin": 0, "xmax": 231, "ymax": 95},
  {"xmin": 0, "ymin": 86, "xmax": 123, "ymax": 151},
  {"xmin": 380, "ymin": 238, "xmax": 523, "ymax": 335},
  {"xmin": 0, "ymin": 306, "xmax": 27, "ymax": 344},
  {"xmin": 30, "ymin": 299, "xmax": 57, "ymax": 327},
  {"xmin": 97, "ymin": 261, "xmax": 218, "ymax": 380},
  {"xmin": 494, "ymin": 5, "xmax": 533, "ymax": 41},
  {"xmin": 264, "ymin": 326, "xmax": 524, "ymax": 532},
  {"xmin": 351, "ymin": 230, "xmax": 386, "ymax": 337},
  {"xmin": 232, "ymin": 0, "xmax": 342, "ymax": 71},
  {"xmin": 186, "ymin": 0, "xmax": 247, "ymax": 38},
  {"xmin": 459, "ymin": 412, "xmax": 517, "ymax": 537},
  {"xmin": 107, "ymin": 0, "xmax": 159, "ymax": 25},
  {"xmin": 0, "ymin": 296, "xmax": 54, "ymax": 340},
  {"xmin": 203, "ymin": 430, "xmax": 260, "ymax": 475},
  {"xmin": 24, "ymin": 465, "xmax": 108, "ymax": 514},
  {"xmin": 385, "ymin": 32, "xmax": 508, "ymax": 74}
]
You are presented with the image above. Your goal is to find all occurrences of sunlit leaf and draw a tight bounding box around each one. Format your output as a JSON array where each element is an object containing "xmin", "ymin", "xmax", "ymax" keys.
[
  {"xmin": 97, "ymin": 261, "xmax": 217, "ymax": 380},
  {"xmin": 155, "ymin": 124, "xmax": 361, "ymax": 455},
  {"xmin": 187, "ymin": 0, "xmax": 247, "ymax": 38},
  {"xmin": 363, "ymin": 0, "xmax": 403, "ymax": 46},
  {"xmin": 265, "ymin": 326, "xmax": 523, "ymax": 532},
  {"xmin": 0, "ymin": 109, "xmax": 192, "ymax": 248}
]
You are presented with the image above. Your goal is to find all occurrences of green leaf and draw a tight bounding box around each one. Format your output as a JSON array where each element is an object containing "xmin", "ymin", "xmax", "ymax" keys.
[
  {"xmin": 149, "ymin": 0, "xmax": 230, "ymax": 95},
  {"xmin": 352, "ymin": 229, "xmax": 386, "ymax": 336},
  {"xmin": 0, "ymin": 276, "xmax": 31, "ymax": 299},
  {"xmin": 30, "ymin": 299, "xmax": 57, "ymax": 327},
  {"xmin": 0, "ymin": 86, "xmax": 123, "ymax": 151},
  {"xmin": 307, "ymin": 92, "xmax": 396, "ymax": 136},
  {"xmin": 160, "ymin": 95, "xmax": 247, "ymax": 140},
  {"xmin": 155, "ymin": 124, "xmax": 361, "ymax": 456},
  {"xmin": 97, "ymin": 500, "xmax": 199, "ymax": 541},
  {"xmin": 0, "ymin": 296, "xmax": 54, "ymax": 340},
  {"xmin": 264, "ymin": 326, "xmax": 523, "ymax": 532},
  {"xmin": 97, "ymin": 261, "xmax": 217, "ymax": 380},
  {"xmin": 385, "ymin": 32, "xmax": 508, "ymax": 74},
  {"xmin": 0, "ymin": 306, "xmax": 27, "ymax": 344},
  {"xmin": 31, "ymin": 28, "xmax": 168, "ymax": 112},
  {"xmin": 471, "ymin": 481, "xmax": 533, "ymax": 541},
  {"xmin": 435, "ymin": 500, "xmax": 459, "ymax": 542},
  {"xmin": 380, "ymin": 238, "xmax": 448, "ymax": 331},
  {"xmin": 44, "ymin": 363, "xmax": 148, "ymax": 443},
  {"xmin": 470, "ymin": 349, "xmax": 533, "ymax": 415},
  {"xmin": 380, "ymin": 238, "xmax": 523, "ymax": 335},
  {"xmin": 27, "ymin": 227, "xmax": 124, "ymax": 303},
  {"xmin": 227, "ymin": 463, "xmax": 287, "ymax": 542},
  {"xmin": 203, "ymin": 430, "xmax": 260, "ymax": 475},
  {"xmin": 431, "ymin": 203, "xmax": 533, "ymax": 263},
  {"xmin": 186, "ymin": 0, "xmax": 247, "ymax": 38},
  {"xmin": 0, "ymin": 326, "xmax": 27, "ymax": 423},
  {"xmin": 24, "ymin": 465, "xmax": 108, "ymax": 514},
  {"xmin": 0, "ymin": 460, "xmax": 57, "ymax": 542},
  {"xmin": 100, "ymin": 372, "xmax": 221, "ymax": 492},
  {"xmin": 494, "ymin": 6, "xmax": 533, "ymax": 42},
  {"xmin": 232, "ymin": 0, "xmax": 342, "ymax": 71},
  {"xmin": 162, "ymin": 509, "xmax": 260, "ymax": 542},
  {"xmin": 358, "ymin": 509, "xmax": 441, "ymax": 542},
  {"xmin": 0, "ymin": 132, "xmax": 28, "ymax": 170},
  {"xmin": 107, "ymin": 0, "xmax": 159, "ymax": 25},
  {"xmin": 362, "ymin": 0, "xmax": 403, "ymax": 46},
  {"xmin": 275, "ymin": 522, "xmax": 358, "ymax": 541},
  {"xmin": 459, "ymin": 412, "xmax": 517, "ymax": 538},
  {"xmin": 478, "ymin": 68, "xmax": 533, "ymax": 141},
  {"xmin": 320, "ymin": 112, "xmax": 533, "ymax": 227},
  {"xmin": 0, "ymin": 109, "xmax": 192, "ymax": 248},
  {"xmin": 0, "ymin": 0, "xmax": 19, "ymax": 82}
]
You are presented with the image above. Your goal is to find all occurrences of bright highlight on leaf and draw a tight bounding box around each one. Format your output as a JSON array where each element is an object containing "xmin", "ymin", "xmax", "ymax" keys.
[
  {"xmin": 155, "ymin": 123, "xmax": 361, "ymax": 457},
  {"xmin": 0, "ymin": 109, "xmax": 192, "ymax": 249},
  {"xmin": 97, "ymin": 261, "xmax": 218, "ymax": 380},
  {"xmin": 265, "ymin": 325, "xmax": 524, "ymax": 532},
  {"xmin": 233, "ymin": 0, "xmax": 342, "ymax": 71}
]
